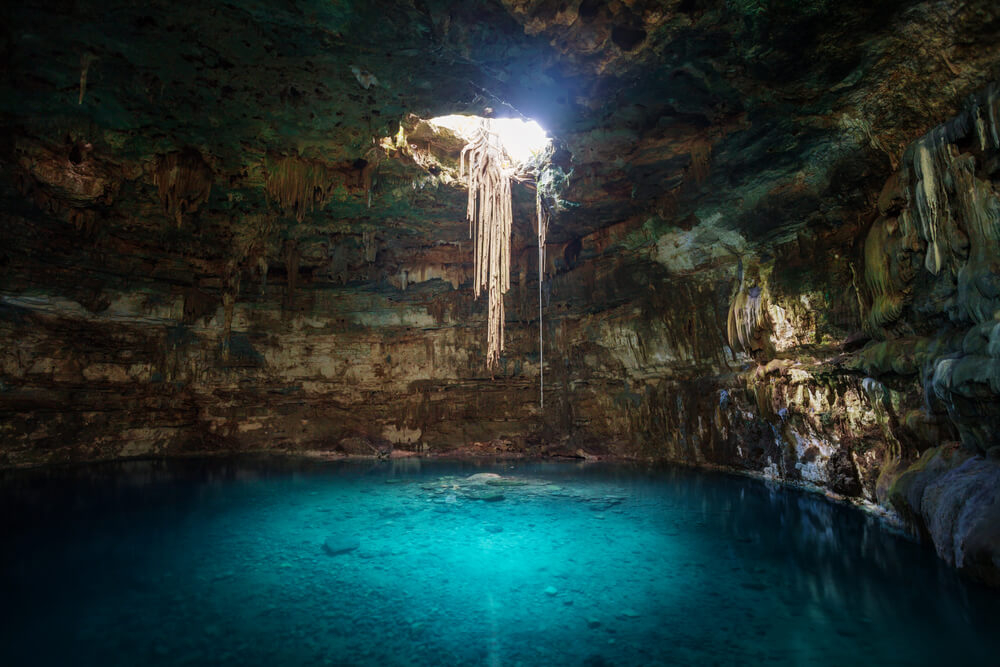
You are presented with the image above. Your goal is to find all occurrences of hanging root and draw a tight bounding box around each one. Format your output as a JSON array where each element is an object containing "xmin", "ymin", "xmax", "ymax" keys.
[
  {"xmin": 460, "ymin": 122, "xmax": 514, "ymax": 372},
  {"xmin": 536, "ymin": 188, "xmax": 550, "ymax": 409}
]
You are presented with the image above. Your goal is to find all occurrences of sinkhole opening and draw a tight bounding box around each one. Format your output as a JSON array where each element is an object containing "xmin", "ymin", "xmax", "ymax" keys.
[{"xmin": 427, "ymin": 114, "xmax": 551, "ymax": 164}]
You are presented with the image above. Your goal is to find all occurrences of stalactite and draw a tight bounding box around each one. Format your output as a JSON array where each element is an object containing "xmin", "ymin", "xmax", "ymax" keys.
[
  {"xmin": 863, "ymin": 216, "xmax": 906, "ymax": 331},
  {"xmin": 912, "ymin": 140, "xmax": 949, "ymax": 275},
  {"xmin": 231, "ymin": 213, "xmax": 275, "ymax": 295},
  {"xmin": 460, "ymin": 121, "xmax": 513, "ymax": 372},
  {"xmin": 152, "ymin": 149, "xmax": 213, "ymax": 227},
  {"xmin": 232, "ymin": 214, "xmax": 273, "ymax": 259},
  {"xmin": 727, "ymin": 288, "xmax": 765, "ymax": 352},
  {"xmin": 898, "ymin": 86, "xmax": 997, "ymax": 278},
  {"xmin": 727, "ymin": 262, "xmax": 767, "ymax": 354},
  {"xmin": 78, "ymin": 53, "xmax": 95, "ymax": 105},
  {"xmin": 264, "ymin": 156, "xmax": 333, "ymax": 222},
  {"xmin": 364, "ymin": 162, "xmax": 373, "ymax": 209},
  {"xmin": 220, "ymin": 214, "xmax": 273, "ymax": 361},
  {"xmin": 257, "ymin": 256, "xmax": 269, "ymax": 294},
  {"xmin": 949, "ymin": 153, "xmax": 1000, "ymax": 323},
  {"xmin": 220, "ymin": 268, "xmax": 240, "ymax": 361},
  {"xmin": 363, "ymin": 229, "xmax": 378, "ymax": 263},
  {"xmin": 862, "ymin": 84, "xmax": 1000, "ymax": 331}
]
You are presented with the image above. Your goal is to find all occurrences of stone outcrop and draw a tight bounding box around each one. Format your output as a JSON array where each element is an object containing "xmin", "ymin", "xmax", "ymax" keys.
[{"xmin": 1, "ymin": 0, "xmax": 1000, "ymax": 583}]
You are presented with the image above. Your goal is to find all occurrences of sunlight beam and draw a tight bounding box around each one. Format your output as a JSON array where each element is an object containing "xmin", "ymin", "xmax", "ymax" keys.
[{"xmin": 429, "ymin": 115, "xmax": 550, "ymax": 164}]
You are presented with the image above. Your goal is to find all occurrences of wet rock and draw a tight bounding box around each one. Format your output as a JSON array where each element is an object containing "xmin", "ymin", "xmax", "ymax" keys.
[
  {"xmin": 458, "ymin": 488, "xmax": 505, "ymax": 502},
  {"xmin": 485, "ymin": 478, "xmax": 529, "ymax": 487},
  {"xmin": 322, "ymin": 537, "xmax": 360, "ymax": 556},
  {"xmin": 891, "ymin": 446, "xmax": 1000, "ymax": 585},
  {"xmin": 466, "ymin": 473, "xmax": 501, "ymax": 482}
]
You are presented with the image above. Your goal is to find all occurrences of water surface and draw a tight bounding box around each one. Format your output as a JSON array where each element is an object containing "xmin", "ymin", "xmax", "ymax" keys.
[{"xmin": 1, "ymin": 457, "xmax": 998, "ymax": 666}]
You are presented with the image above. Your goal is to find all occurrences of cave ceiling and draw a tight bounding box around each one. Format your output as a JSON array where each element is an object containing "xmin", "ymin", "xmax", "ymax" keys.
[{"xmin": 2, "ymin": 0, "xmax": 999, "ymax": 291}]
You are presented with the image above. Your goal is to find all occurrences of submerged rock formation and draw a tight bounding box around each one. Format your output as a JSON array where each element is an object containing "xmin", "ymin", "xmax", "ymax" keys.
[{"xmin": 1, "ymin": 0, "xmax": 999, "ymax": 582}]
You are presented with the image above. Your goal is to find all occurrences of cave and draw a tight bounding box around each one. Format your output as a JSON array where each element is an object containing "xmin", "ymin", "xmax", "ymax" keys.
[{"xmin": 2, "ymin": 0, "xmax": 1000, "ymax": 665}]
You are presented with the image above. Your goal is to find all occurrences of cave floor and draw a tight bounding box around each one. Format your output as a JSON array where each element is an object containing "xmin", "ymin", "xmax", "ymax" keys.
[{"xmin": 2, "ymin": 457, "xmax": 998, "ymax": 666}]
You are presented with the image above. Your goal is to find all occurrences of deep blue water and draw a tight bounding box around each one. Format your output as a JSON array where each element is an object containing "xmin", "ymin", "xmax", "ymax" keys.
[{"xmin": 1, "ymin": 457, "xmax": 999, "ymax": 666}]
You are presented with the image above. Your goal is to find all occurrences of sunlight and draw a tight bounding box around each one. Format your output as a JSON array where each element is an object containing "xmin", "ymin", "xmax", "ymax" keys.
[{"xmin": 428, "ymin": 114, "xmax": 550, "ymax": 164}]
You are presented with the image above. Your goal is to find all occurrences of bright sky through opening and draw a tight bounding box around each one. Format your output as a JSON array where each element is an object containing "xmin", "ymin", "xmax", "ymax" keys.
[{"xmin": 429, "ymin": 115, "xmax": 550, "ymax": 164}]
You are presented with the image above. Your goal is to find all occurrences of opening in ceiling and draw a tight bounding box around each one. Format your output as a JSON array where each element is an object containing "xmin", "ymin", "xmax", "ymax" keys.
[{"xmin": 427, "ymin": 115, "xmax": 550, "ymax": 164}]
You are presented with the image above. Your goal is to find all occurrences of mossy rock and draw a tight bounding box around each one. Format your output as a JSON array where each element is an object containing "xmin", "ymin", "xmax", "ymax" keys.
[{"xmin": 886, "ymin": 445, "xmax": 971, "ymax": 532}]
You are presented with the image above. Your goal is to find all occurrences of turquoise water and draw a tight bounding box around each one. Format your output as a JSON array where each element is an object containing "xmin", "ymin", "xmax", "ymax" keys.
[{"xmin": 1, "ymin": 458, "xmax": 998, "ymax": 666}]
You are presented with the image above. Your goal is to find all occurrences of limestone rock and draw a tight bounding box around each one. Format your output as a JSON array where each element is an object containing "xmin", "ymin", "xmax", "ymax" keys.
[{"xmin": 322, "ymin": 537, "xmax": 360, "ymax": 556}]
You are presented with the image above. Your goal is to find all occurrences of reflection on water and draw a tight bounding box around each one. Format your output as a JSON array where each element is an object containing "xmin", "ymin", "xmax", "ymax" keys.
[{"xmin": 1, "ymin": 457, "xmax": 997, "ymax": 666}]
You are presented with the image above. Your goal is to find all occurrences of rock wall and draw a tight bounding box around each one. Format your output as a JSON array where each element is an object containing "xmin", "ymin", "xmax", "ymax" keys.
[{"xmin": 599, "ymin": 85, "xmax": 1000, "ymax": 585}]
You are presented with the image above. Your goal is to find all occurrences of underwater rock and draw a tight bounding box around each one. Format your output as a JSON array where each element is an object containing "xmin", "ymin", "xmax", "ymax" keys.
[
  {"xmin": 459, "ymin": 488, "xmax": 505, "ymax": 502},
  {"xmin": 322, "ymin": 537, "xmax": 360, "ymax": 556},
  {"xmin": 485, "ymin": 478, "xmax": 529, "ymax": 487},
  {"xmin": 466, "ymin": 473, "xmax": 502, "ymax": 482}
]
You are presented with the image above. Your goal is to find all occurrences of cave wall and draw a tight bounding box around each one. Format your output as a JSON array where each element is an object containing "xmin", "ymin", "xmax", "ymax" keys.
[{"xmin": 596, "ymin": 86, "xmax": 1000, "ymax": 584}]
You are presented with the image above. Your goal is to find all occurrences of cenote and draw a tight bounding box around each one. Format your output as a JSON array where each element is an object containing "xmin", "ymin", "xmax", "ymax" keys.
[
  {"xmin": 4, "ymin": 2, "xmax": 1000, "ymax": 665},
  {"xmin": 2, "ymin": 457, "xmax": 999, "ymax": 666}
]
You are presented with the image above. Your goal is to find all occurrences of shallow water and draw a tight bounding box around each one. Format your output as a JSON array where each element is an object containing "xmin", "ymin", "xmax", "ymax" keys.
[{"xmin": 1, "ymin": 457, "xmax": 998, "ymax": 666}]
